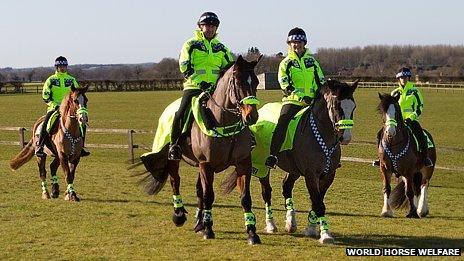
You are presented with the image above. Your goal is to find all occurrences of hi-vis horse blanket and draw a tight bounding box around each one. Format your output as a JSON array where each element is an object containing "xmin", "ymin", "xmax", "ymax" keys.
[{"xmin": 250, "ymin": 102, "xmax": 310, "ymax": 179}]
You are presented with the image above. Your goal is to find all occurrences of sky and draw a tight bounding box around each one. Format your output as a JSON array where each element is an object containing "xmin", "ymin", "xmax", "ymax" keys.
[{"xmin": 1, "ymin": 0, "xmax": 463, "ymax": 68}]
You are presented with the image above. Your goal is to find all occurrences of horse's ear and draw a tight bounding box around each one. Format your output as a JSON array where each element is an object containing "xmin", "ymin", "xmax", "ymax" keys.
[{"xmin": 236, "ymin": 55, "xmax": 245, "ymax": 65}]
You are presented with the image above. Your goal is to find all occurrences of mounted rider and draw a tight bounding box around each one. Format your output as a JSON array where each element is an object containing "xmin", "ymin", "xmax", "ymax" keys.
[
  {"xmin": 35, "ymin": 56, "xmax": 90, "ymax": 158},
  {"xmin": 373, "ymin": 67, "xmax": 433, "ymax": 167},
  {"xmin": 168, "ymin": 12, "xmax": 234, "ymax": 160},
  {"xmin": 265, "ymin": 27, "xmax": 325, "ymax": 168}
]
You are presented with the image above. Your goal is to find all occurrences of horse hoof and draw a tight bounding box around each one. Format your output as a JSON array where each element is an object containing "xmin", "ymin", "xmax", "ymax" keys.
[
  {"xmin": 194, "ymin": 220, "xmax": 205, "ymax": 234},
  {"xmin": 51, "ymin": 184, "xmax": 59, "ymax": 198},
  {"xmin": 264, "ymin": 219, "xmax": 278, "ymax": 234},
  {"xmin": 319, "ymin": 231, "xmax": 334, "ymax": 244},
  {"xmin": 418, "ymin": 210, "xmax": 429, "ymax": 217},
  {"xmin": 248, "ymin": 234, "xmax": 261, "ymax": 245},
  {"xmin": 406, "ymin": 213, "xmax": 420, "ymax": 219},
  {"xmin": 42, "ymin": 191, "xmax": 50, "ymax": 199},
  {"xmin": 64, "ymin": 192, "xmax": 80, "ymax": 202},
  {"xmin": 285, "ymin": 224, "xmax": 297, "ymax": 233},
  {"xmin": 380, "ymin": 210, "xmax": 393, "ymax": 218},
  {"xmin": 203, "ymin": 228, "xmax": 215, "ymax": 239},
  {"xmin": 303, "ymin": 224, "xmax": 319, "ymax": 238},
  {"xmin": 172, "ymin": 211, "xmax": 187, "ymax": 227}
]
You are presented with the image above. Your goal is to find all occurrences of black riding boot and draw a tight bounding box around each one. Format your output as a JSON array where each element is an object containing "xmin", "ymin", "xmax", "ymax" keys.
[
  {"xmin": 265, "ymin": 104, "xmax": 302, "ymax": 168},
  {"xmin": 406, "ymin": 119, "xmax": 433, "ymax": 167},
  {"xmin": 36, "ymin": 110, "xmax": 54, "ymax": 157}
]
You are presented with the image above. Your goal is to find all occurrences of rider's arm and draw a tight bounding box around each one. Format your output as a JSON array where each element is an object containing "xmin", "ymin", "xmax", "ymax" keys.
[
  {"xmin": 278, "ymin": 59, "xmax": 296, "ymax": 96},
  {"xmin": 220, "ymin": 44, "xmax": 234, "ymax": 68},
  {"xmin": 409, "ymin": 88, "xmax": 424, "ymax": 121},
  {"xmin": 179, "ymin": 41, "xmax": 193, "ymax": 78},
  {"xmin": 42, "ymin": 77, "xmax": 59, "ymax": 109}
]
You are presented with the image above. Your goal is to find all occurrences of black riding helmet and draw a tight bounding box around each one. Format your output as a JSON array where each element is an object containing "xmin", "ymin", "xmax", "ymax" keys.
[
  {"xmin": 197, "ymin": 12, "xmax": 220, "ymax": 27},
  {"xmin": 396, "ymin": 67, "xmax": 412, "ymax": 79},
  {"xmin": 55, "ymin": 56, "xmax": 68, "ymax": 67},
  {"xmin": 287, "ymin": 27, "xmax": 307, "ymax": 44}
]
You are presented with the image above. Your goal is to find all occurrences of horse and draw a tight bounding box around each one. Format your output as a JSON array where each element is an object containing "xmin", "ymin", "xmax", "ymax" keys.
[
  {"xmin": 222, "ymin": 79, "xmax": 358, "ymax": 244},
  {"xmin": 376, "ymin": 93, "xmax": 436, "ymax": 218},
  {"xmin": 10, "ymin": 85, "xmax": 89, "ymax": 201},
  {"xmin": 137, "ymin": 55, "xmax": 262, "ymax": 244}
]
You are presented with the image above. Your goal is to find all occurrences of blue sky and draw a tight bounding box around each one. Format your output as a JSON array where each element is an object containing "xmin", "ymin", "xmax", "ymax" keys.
[{"xmin": 1, "ymin": 0, "xmax": 463, "ymax": 68}]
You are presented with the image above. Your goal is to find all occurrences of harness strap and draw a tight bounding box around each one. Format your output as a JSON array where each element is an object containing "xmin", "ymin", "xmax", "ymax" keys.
[{"xmin": 310, "ymin": 113, "xmax": 340, "ymax": 175}]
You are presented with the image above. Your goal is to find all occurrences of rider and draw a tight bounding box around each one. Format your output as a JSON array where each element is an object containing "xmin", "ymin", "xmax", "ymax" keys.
[
  {"xmin": 168, "ymin": 12, "xmax": 234, "ymax": 160},
  {"xmin": 265, "ymin": 27, "xmax": 325, "ymax": 168},
  {"xmin": 36, "ymin": 56, "xmax": 90, "ymax": 158},
  {"xmin": 373, "ymin": 67, "xmax": 433, "ymax": 167}
]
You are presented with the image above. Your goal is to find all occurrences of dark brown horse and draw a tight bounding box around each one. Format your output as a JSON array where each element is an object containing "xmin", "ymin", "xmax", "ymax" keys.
[
  {"xmin": 10, "ymin": 86, "xmax": 89, "ymax": 201},
  {"xmin": 223, "ymin": 79, "xmax": 358, "ymax": 244},
  {"xmin": 376, "ymin": 93, "xmax": 436, "ymax": 218},
  {"xmin": 138, "ymin": 55, "xmax": 262, "ymax": 244}
]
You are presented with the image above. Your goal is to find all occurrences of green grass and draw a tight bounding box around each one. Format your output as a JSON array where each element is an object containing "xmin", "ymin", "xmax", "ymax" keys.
[{"xmin": 1, "ymin": 89, "xmax": 463, "ymax": 260}]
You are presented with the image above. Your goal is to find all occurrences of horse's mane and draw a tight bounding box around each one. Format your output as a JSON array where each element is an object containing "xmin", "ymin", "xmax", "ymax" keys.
[
  {"xmin": 315, "ymin": 79, "xmax": 353, "ymax": 100},
  {"xmin": 60, "ymin": 91, "xmax": 76, "ymax": 117},
  {"xmin": 217, "ymin": 62, "xmax": 235, "ymax": 80}
]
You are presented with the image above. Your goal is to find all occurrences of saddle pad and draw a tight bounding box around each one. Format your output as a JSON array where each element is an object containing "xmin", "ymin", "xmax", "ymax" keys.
[{"xmin": 250, "ymin": 102, "xmax": 310, "ymax": 178}]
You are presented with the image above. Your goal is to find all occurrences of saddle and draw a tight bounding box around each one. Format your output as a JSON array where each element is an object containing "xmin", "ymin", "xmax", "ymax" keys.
[{"xmin": 405, "ymin": 126, "xmax": 435, "ymax": 152}]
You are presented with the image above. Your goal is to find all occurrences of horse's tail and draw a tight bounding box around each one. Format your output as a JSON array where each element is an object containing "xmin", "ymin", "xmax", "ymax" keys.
[
  {"xmin": 132, "ymin": 151, "xmax": 170, "ymax": 195},
  {"xmin": 390, "ymin": 173, "xmax": 422, "ymax": 210},
  {"xmin": 221, "ymin": 169, "xmax": 239, "ymax": 195},
  {"xmin": 9, "ymin": 139, "xmax": 35, "ymax": 170}
]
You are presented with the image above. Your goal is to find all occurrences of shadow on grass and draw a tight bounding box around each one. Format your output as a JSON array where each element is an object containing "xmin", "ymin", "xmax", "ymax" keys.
[{"xmin": 334, "ymin": 234, "xmax": 464, "ymax": 248}]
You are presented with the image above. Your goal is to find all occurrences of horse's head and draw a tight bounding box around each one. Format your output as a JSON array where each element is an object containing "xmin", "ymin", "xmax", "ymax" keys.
[
  {"xmin": 323, "ymin": 79, "xmax": 358, "ymax": 145},
  {"xmin": 377, "ymin": 92, "xmax": 402, "ymax": 140},
  {"xmin": 219, "ymin": 55, "xmax": 261, "ymax": 126},
  {"xmin": 62, "ymin": 85, "xmax": 89, "ymax": 126}
]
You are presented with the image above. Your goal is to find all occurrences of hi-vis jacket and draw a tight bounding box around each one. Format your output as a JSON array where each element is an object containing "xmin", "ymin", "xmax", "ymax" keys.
[
  {"xmin": 391, "ymin": 81, "xmax": 425, "ymax": 121},
  {"xmin": 42, "ymin": 71, "xmax": 80, "ymax": 112},
  {"xmin": 278, "ymin": 48, "xmax": 325, "ymax": 105},
  {"xmin": 179, "ymin": 30, "xmax": 233, "ymax": 90}
]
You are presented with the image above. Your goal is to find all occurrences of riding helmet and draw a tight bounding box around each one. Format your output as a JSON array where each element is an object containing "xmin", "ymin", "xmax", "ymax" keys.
[
  {"xmin": 396, "ymin": 67, "xmax": 412, "ymax": 79},
  {"xmin": 197, "ymin": 12, "xmax": 220, "ymax": 27},
  {"xmin": 287, "ymin": 27, "xmax": 307, "ymax": 44},
  {"xmin": 54, "ymin": 56, "xmax": 68, "ymax": 67}
]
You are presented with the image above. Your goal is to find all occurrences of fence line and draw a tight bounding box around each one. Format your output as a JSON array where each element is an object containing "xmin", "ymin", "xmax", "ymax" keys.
[{"xmin": 0, "ymin": 127, "xmax": 150, "ymax": 163}]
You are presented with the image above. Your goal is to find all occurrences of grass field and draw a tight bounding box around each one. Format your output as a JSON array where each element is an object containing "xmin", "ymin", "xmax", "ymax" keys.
[{"xmin": 1, "ymin": 89, "xmax": 463, "ymax": 259}]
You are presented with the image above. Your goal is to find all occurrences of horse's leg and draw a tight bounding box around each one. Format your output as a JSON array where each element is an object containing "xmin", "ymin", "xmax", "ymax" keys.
[
  {"xmin": 260, "ymin": 174, "xmax": 277, "ymax": 233},
  {"xmin": 405, "ymin": 175, "xmax": 420, "ymax": 218},
  {"xmin": 304, "ymin": 174, "xmax": 334, "ymax": 244},
  {"xmin": 61, "ymin": 155, "xmax": 79, "ymax": 202},
  {"xmin": 282, "ymin": 172, "xmax": 299, "ymax": 233},
  {"xmin": 417, "ymin": 176, "xmax": 430, "ymax": 217},
  {"xmin": 49, "ymin": 157, "xmax": 60, "ymax": 198},
  {"xmin": 194, "ymin": 172, "xmax": 205, "ymax": 233},
  {"xmin": 236, "ymin": 157, "xmax": 261, "ymax": 245},
  {"xmin": 168, "ymin": 161, "xmax": 187, "ymax": 226},
  {"xmin": 37, "ymin": 156, "xmax": 50, "ymax": 199},
  {"xmin": 380, "ymin": 167, "xmax": 393, "ymax": 217},
  {"xmin": 199, "ymin": 162, "xmax": 215, "ymax": 240}
]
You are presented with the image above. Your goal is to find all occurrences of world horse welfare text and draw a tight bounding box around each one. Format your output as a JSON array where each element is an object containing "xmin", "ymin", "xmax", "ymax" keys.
[{"xmin": 345, "ymin": 248, "xmax": 461, "ymax": 256}]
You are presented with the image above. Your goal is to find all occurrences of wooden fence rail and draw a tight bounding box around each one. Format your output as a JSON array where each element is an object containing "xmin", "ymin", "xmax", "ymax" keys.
[{"xmin": 0, "ymin": 127, "xmax": 151, "ymax": 163}]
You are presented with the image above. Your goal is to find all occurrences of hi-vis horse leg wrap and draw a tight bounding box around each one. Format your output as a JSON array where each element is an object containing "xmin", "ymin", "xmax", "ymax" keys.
[
  {"xmin": 308, "ymin": 210, "xmax": 318, "ymax": 225},
  {"xmin": 265, "ymin": 203, "xmax": 273, "ymax": 220},
  {"xmin": 51, "ymin": 175, "xmax": 59, "ymax": 184},
  {"xmin": 41, "ymin": 181, "xmax": 48, "ymax": 193},
  {"xmin": 203, "ymin": 210, "xmax": 213, "ymax": 225},
  {"xmin": 67, "ymin": 184, "xmax": 75, "ymax": 193},
  {"xmin": 173, "ymin": 195, "xmax": 184, "ymax": 208},
  {"xmin": 318, "ymin": 216, "xmax": 330, "ymax": 232},
  {"xmin": 285, "ymin": 198, "xmax": 294, "ymax": 210},
  {"xmin": 244, "ymin": 212, "xmax": 257, "ymax": 226}
]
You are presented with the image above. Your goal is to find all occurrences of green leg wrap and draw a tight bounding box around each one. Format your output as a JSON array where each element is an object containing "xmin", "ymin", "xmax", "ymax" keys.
[
  {"xmin": 67, "ymin": 184, "xmax": 75, "ymax": 193},
  {"xmin": 203, "ymin": 210, "xmax": 213, "ymax": 224},
  {"xmin": 265, "ymin": 203, "xmax": 273, "ymax": 220},
  {"xmin": 244, "ymin": 212, "xmax": 257, "ymax": 226},
  {"xmin": 308, "ymin": 210, "xmax": 318, "ymax": 225},
  {"xmin": 41, "ymin": 181, "xmax": 48, "ymax": 192},
  {"xmin": 318, "ymin": 216, "xmax": 329, "ymax": 232},
  {"xmin": 172, "ymin": 195, "xmax": 184, "ymax": 208},
  {"xmin": 285, "ymin": 198, "xmax": 294, "ymax": 210},
  {"xmin": 51, "ymin": 176, "xmax": 59, "ymax": 184}
]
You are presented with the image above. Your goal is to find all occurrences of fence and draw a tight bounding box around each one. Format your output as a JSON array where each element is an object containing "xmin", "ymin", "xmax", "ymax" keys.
[{"xmin": 0, "ymin": 127, "xmax": 151, "ymax": 163}]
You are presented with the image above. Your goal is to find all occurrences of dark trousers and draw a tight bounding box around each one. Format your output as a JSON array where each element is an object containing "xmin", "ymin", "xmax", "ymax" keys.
[
  {"xmin": 171, "ymin": 89, "xmax": 203, "ymax": 144},
  {"xmin": 405, "ymin": 119, "xmax": 428, "ymax": 156},
  {"xmin": 37, "ymin": 110, "xmax": 55, "ymax": 147},
  {"xmin": 269, "ymin": 104, "xmax": 303, "ymax": 155}
]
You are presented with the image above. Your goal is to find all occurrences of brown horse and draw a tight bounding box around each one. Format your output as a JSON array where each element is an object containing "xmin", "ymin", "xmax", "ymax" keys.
[
  {"xmin": 376, "ymin": 93, "xmax": 436, "ymax": 218},
  {"xmin": 223, "ymin": 79, "xmax": 358, "ymax": 244},
  {"xmin": 10, "ymin": 85, "xmax": 89, "ymax": 201},
  {"xmin": 138, "ymin": 55, "xmax": 262, "ymax": 244}
]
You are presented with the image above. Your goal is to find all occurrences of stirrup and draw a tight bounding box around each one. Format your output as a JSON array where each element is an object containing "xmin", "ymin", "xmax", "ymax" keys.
[
  {"xmin": 372, "ymin": 159, "xmax": 380, "ymax": 167},
  {"xmin": 265, "ymin": 155, "xmax": 278, "ymax": 169},
  {"xmin": 168, "ymin": 144, "xmax": 182, "ymax": 161},
  {"xmin": 424, "ymin": 157, "xmax": 434, "ymax": 167}
]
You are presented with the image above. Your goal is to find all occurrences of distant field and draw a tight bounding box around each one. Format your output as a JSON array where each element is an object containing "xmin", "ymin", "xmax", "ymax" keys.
[{"xmin": 1, "ymin": 89, "xmax": 463, "ymax": 259}]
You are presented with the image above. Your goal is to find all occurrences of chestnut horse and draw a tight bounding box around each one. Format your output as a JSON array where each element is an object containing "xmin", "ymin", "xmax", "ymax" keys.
[{"xmin": 10, "ymin": 86, "xmax": 89, "ymax": 201}]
